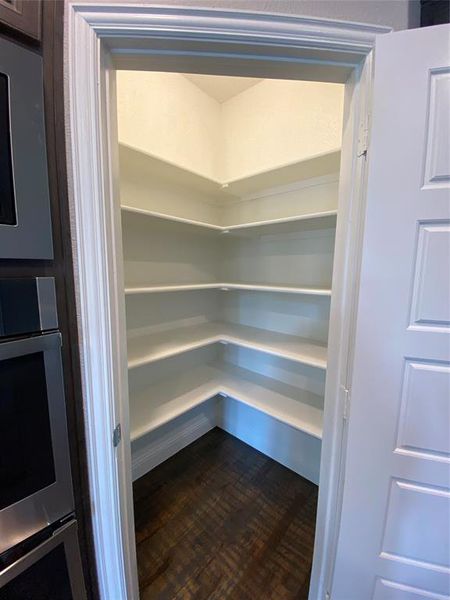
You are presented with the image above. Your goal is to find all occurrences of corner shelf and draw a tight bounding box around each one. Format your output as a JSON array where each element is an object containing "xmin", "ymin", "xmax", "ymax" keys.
[
  {"xmin": 120, "ymin": 143, "xmax": 341, "ymax": 203},
  {"xmin": 122, "ymin": 143, "xmax": 336, "ymax": 462},
  {"xmin": 127, "ymin": 321, "xmax": 327, "ymax": 370},
  {"xmin": 121, "ymin": 204, "xmax": 338, "ymax": 236},
  {"xmin": 129, "ymin": 362, "xmax": 324, "ymax": 443},
  {"xmin": 124, "ymin": 282, "xmax": 332, "ymax": 296}
]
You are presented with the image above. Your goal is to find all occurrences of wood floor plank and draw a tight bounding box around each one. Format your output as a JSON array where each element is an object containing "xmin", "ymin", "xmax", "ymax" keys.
[{"xmin": 133, "ymin": 428, "xmax": 318, "ymax": 600}]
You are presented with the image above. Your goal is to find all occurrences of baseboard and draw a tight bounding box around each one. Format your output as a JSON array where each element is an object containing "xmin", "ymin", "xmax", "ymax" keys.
[{"xmin": 131, "ymin": 397, "xmax": 218, "ymax": 481}]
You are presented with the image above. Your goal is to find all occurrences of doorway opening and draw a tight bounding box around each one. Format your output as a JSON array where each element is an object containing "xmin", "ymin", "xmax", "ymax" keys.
[
  {"xmin": 116, "ymin": 70, "xmax": 345, "ymax": 597},
  {"xmin": 65, "ymin": 7, "xmax": 381, "ymax": 598}
]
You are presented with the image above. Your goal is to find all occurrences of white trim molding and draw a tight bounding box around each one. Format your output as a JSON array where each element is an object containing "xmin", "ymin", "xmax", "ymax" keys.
[
  {"xmin": 69, "ymin": 4, "xmax": 390, "ymax": 80},
  {"xmin": 70, "ymin": 3, "xmax": 388, "ymax": 52},
  {"xmin": 65, "ymin": 8, "xmax": 137, "ymax": 600},
  {"xmin": 65, "ymin": 3, "xmax": 389, "ymax": 599}
]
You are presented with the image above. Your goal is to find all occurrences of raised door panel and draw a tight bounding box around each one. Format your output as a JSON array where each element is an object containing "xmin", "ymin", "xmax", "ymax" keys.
[
  {"xmin": 373, "ymin": 579, "xmax": 450, "ymax": 600},
  {"xmin": 409, "ymin": 221, "xmax": 450, "ymax": 331},
  {"xmin": 396, "ymin": 359, "xmax": 450, "ymax": 457}
]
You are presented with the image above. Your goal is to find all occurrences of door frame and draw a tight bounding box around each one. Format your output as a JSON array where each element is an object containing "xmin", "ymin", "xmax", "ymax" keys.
[{"xmin": 64, "ymin": 3, "xmax": 390, "ymax": 598}]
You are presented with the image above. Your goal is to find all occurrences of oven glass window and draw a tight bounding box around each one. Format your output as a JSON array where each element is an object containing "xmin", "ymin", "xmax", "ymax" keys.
[
  {"xmin": 0, "ymin": 352, "xmax": 56, "ymax": 510},
  {"xmin": 0, "ymin": 544, "xmax": 73, "ymax": 599},
  {"xmin": 0, "ymin": 72, "xmax": 16, "ymax": 226}
]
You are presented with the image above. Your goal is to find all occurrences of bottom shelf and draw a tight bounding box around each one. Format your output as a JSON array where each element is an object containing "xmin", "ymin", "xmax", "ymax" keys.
[{"xmin": 129, "ymin": 362, "xmax": 323, "ymax": 443}]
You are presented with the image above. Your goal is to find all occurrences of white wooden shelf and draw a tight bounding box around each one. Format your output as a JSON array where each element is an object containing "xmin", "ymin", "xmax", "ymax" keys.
[
  {"xmin": 219, "ymin": 283, "xmax": 332, "ymax": 296},
  {"xmin": 121, "ymin": 204, "xmax": 337, "ymax": 236},
  {"xmin": 223, "ymin": 211, "xmax": 337, "ymax": 236},
  {"xmin": 219, "ymin": 364, "xmax": 323, "ymax": 438},
  {"xmin": 129, "ymin": 362, "xmax": 324, "ymax": 442},
  {"xmin": 120, "ymin": 143, "xmax": 227, "ymax": 199},
  {"xmin": 129, "ymin": 364, "xmax": 222, "ymax": 442},
  {"xmin": 226, "ymin": 149, "xmax": 341, "ymax": 197},
  {"xmin": 125, "ymin": 283, "xmax": 220, "ymax": 295},
  {"xmin": 124, "ymin": 282, "xmax": 332, "ymax": 296},
  {"xmin": 121, "ymin": 206, "xmax": 221, "ymax": 234},
  {"xmin": 127, "ymin": 321, "xmax": 327, "ymax": 370},
  {"xmin": 120, "ymin": 143, "xmax": 341, "ymax": 201}
]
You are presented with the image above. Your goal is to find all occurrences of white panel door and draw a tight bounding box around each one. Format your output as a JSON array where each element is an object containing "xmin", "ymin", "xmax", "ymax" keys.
[{"xmin": 331, "ymin": 24, "xmax": 450, "ymax": 600}]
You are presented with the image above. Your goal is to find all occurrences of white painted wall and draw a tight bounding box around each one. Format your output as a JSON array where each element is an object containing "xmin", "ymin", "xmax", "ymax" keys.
[
  {"xmin": 221, "ymin": 79, "xmax": 344, "ymax": 181},
  {"xmin": 117, "ymin": 73, "xmax": 344, "ymax": 182},
  {"xmin": 117, "ymin": 71, "xmax": 222, "ymax": 180}
]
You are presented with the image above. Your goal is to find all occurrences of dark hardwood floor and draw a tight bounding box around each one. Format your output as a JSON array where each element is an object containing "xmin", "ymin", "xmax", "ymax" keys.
[{"xmin": 133, "ymin": 428, "xmax": 318, "ymax": 600}]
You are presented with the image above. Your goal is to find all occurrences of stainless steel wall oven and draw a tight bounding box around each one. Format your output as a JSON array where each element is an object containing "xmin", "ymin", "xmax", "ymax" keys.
[
  {"xmin": 0, "ymin": 36, "xmax": 53, "ymax": 259},
  {"xmin": 0, "ymin": 278, "xmax": 85, "ymax": 599},
  {"xmin": 0, "ymin": 521, "xmax": 86, "ymax": 600},
  {"xmin": 0, "ymin": 332, "xmax": 74, "ymax": 554}
]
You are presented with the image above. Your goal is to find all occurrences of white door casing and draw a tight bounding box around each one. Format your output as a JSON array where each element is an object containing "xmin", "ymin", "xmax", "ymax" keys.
[
  {"xmin": 331, "ymin": 24, "xmax": 450, "ymax": 600},
  {"xmin": 65, "ymin": 5, "xmax": 388, "ymax": 598}
]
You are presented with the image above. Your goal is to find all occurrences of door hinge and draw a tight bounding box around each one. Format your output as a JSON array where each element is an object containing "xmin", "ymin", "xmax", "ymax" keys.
[
  {"xmin": 113, "ymin": 423, "xmax": 122, "ymax": 447},
  {"xmin": 342, "ymin": 386, "xmax": 351, "ymax": 421}
]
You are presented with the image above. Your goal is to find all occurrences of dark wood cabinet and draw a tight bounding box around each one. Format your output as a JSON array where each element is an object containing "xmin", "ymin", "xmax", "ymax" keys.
[
  {"xmin": 0, "ymin": 1, "xmax": 97, "ymax": 597},
  {"xmin": 0, "ymin": 0, "xmax": 41, "ymax": 41}
]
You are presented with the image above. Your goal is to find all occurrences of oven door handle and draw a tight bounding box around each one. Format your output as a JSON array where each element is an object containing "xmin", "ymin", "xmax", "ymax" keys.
[
  {"xmin": 0, "ymin": 520, "xmax": 86, "ymax": 599},
  {"xmin": 0, "ymin": 331, "xmax": 61, "ymax": 360}
]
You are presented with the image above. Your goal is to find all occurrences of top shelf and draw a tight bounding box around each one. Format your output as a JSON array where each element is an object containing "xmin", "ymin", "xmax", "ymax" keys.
[
  {"xmin": 120, "ymin": 143, "xmax": 341, "ymax": 202},
  {"xmin": 226, "ymin": 149, "xmax": 341, "ymax": 197}
]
